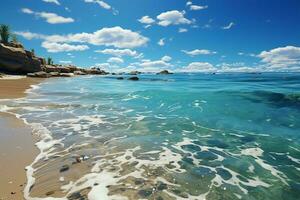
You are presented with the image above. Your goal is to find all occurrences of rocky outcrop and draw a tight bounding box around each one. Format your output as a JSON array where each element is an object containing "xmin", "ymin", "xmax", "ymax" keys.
[
  {"xmin": 0, "ymin": 42, "xmax": 109, "ymax": 77},
  {"xmin": 157, "ymin": 70, "xmax": 173, "ymax": 75},
  {"xmin": 0, "ymin": 42, "xmax": 44, "ymax": 74}
]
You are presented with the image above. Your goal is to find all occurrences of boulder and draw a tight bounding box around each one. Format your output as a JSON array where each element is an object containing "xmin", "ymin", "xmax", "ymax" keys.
[
  {"xmin": 49, "ymin": 72, "xmax": 60, "ymax": 77},
  {"xmin": 74, "ymin": 70, "xmax": 86, "ymax": 75},
  {"xmin": 42, "ymin": 65, "xmax": 60, "ymax": 73},
  {"xmin": 87, "ymin": 69, "xmax": 108, "ymax": 75},
  {"xmin": 0, "ymin": 43, "xmax": 43, "ymax": 74},
  {"xmin": 59, "ymin": 73, "xmax": 74, "ymax": 77},
  {"xmin": 116, "ymin": 77, "xmax": 124, "ymax": 80},
  {"xmin": 27, "ymin": 71, "xmax": 50, "ymax": 78},
  {"xmin": 128, "ymin": 76, "xmax": 139, "ymax": 81}
]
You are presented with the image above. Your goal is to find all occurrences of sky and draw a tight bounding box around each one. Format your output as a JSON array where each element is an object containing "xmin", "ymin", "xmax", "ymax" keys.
[{"xmin": 1, "ymin": 0, "xmax": 300, "ymax": 72}]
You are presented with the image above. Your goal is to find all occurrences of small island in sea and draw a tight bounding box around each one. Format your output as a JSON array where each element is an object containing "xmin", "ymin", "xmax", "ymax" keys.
[{"xmin": 1, "ymin": 1, "xmax": 300, "ymax": 200}]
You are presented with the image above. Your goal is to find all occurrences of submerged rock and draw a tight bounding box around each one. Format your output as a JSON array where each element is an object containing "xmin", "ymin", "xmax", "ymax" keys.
[
  {"xmin": 128, "ymin": 76, "xmax": 139, "ymax": 81},
  {"xmin": 59, "ymin": 165, "xmax": 70, "ymax": 173},
  {"xmin": 116, "ymin": 77, "xmax": 124, "ymax": 80}
]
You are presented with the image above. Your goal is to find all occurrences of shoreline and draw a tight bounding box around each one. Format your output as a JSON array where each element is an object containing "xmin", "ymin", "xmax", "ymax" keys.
[{"xmin": 0, "ymin": 77, "xmax": 43, "ymax": 199}]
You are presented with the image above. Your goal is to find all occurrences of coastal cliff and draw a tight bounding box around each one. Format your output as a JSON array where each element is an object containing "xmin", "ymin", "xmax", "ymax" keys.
[
  {"xmin": 0, "ymin": 42, "xmax": 44, "ymax": 74},
  {"xmin": 0, "ymin": 41, "xmax": 108, "ymax": 77}
]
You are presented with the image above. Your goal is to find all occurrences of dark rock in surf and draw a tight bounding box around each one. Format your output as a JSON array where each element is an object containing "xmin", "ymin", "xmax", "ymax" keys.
[{"xmin": 128, "ymin": 76, "xmax": 139, "ymax": 81}]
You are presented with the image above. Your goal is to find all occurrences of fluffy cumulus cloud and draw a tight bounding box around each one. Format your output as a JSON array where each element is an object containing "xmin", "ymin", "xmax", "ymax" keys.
[
  {"xmin": 139, "ymin": 59, "xmax": 171, "ymax": 68},
  {"xmin": 222, "ymin": 22, "xmax": 235, "ymax": 30},
  {"xmin": 95, "ymin": 48, "xmax": 138, "ymax": 57},
  {"xmin": 21, "ymin": 8, "xmax": 74, "ymax": 24},
  {"xmin": 182, "ymin": 49, "xmax": 217, "ymax": 56},
  {"xmin": 41, "ymin": 41, "xmax": 89, "ymax": 52},
  {"xmin": 161, "ymin": 55, "xmax": 172, "ymax": 62},
  {"xmin": 157, "ymin": 10, "xmax": 192, "ymax": 26},
  {"xmin": 138, "ymin": 16, "xmax": 155, "ymax": 24},
  {"xmin": 42, "ymin": 0, "xmax": 60, "ymax": 5},
  {"xmin": 16, "ymin": 27, "xmax": 148, "ymax": 52},
  {"xmin": 107, "ymin": 57, "xmax": 124, "ymax": 63},
  {"xmin": 258, "ymin": 46, "xmax": 300, "ymax": 71},
  {"xmin": 179, "ymin": 62, "xmax": 216, "ymax": 72}
]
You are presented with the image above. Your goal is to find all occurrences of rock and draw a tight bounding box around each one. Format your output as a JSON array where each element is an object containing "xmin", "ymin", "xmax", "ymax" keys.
[
  {"xmin": 128, "ymin": 76, "xmax": 139, "ymax": 81},
  {"xmin": 59, "ymin": 73, "xmax": 74, "ymax": 77},
  {"xmin": 129, "ymin": 71, "xmax": 141, "ymax": 75},
  {"xmin": 27, "ymin": 71, "xmax": 50, "ymax": 78},
  {"xmin": 42, "ymin": 65, "xmax": 60, "ymax": 73},
  {"xmin": 87, "ymin": 69, "xmax": 108, "ymax": 75},
  {"xmin": 116, "ymin": 77, "xmax": 124, "ymax": 80},
  {"xmin": 49, "ymin": 72, "xmax": 60, "ymax": 77},
  {"xmin": 74, "ymin": 70, "xmax": 86, "ymax": 75},
  {"xmin": 59, "ymin": 165, "xmax": 70, "ymax": 173},
  {"xmin": 157, "ymin": 70, "xmax": 173, "ymax": 75},
  {"xmin": 0, "ymin": 43, "xmax": 43, "ymax": 74}
]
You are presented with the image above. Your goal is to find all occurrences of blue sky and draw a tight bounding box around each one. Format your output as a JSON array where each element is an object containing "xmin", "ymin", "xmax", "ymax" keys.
[{"xmin": 1, "ymin": 0, "xmax": 300, "ymax": 72}]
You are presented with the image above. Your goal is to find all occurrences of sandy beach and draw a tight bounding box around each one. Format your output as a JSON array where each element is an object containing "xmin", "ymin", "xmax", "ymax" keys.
[{"xmin": 0, "ymin": 77, "xmax": 42, "ymax": 200}]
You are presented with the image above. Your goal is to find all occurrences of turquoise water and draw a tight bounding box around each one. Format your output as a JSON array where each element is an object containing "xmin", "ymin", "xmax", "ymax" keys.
[{"xmin": 1, "ymin": 73, "xmax": 300, "ymax": 200}]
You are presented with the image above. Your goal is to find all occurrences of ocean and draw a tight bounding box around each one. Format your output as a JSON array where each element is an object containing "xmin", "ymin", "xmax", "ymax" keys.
[{"xmin": 1, "ymin": 73, "xmax": 300, "ymax": 200}]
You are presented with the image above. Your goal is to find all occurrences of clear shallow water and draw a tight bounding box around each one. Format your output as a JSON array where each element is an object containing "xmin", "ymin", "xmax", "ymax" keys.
[{"xmin": 1, "ymin": 73, "xmax": 300, "ymax": 200}]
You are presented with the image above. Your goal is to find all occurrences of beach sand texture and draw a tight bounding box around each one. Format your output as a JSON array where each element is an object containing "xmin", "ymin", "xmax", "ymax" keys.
[{"xmin": 0, "ymin": 77, "xmax": 42, "ymax": 200}]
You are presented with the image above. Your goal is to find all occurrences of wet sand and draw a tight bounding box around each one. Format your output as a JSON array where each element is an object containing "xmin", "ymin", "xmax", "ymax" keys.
[
  {"xmin": 0, "ymin": 77, "xmax": 43, "ymax": 99},
  {"xmin": 0, "ymin": 77, "xmax": 43, "ymax": 199}
]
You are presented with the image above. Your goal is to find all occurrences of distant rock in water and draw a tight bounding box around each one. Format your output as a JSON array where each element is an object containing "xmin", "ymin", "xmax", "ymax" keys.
[
  {"xmin": 157, "ymin": 70, "xmax": 173, "ymax": 75},
  {"xmin": 128, "ymin": 76, "xmax": 139, "ymax": 81},
  {"xmin": 116, "ymin": 77, "xmax": 124, "ymax": 80},
  {"xmin": 129, "ymin": 71, "xmax": 141, "ymax": 75},
  {"xmin": 0, "ymin": 42, "xmax": 44, "ymax": 74}
]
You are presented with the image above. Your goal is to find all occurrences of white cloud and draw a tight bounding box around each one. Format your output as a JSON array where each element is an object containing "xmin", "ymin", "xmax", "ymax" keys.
[
  {"xmin": 158, "ymin": 38, "xmax": 165, "ymax": 46},
  {"xmin": 186, "ymin": 1, "xmax": 192, "ymax": 6},
  {"xmin": 182, "ymin": 49, "xmax": 217, "ymax": 56},
  {"xmin": 14, "ymin": 31, "xmax": 46, "ymax": 40},
  {"xmin": 222, "ymin": 22, "xmax": 235, "ymax": 30},
  {"xmin": 95, "ymin": 48, "xmax": 138, "ymax": 57},
  {"xmin": 258, "ymin": 46, "xmax": 300, "ymax": 71},
  {"xmin": 84, "ymin": 0, "xmax": 118, "ymax": 15},
  {"xmin": 157, "ymin": 10, "xmax": 192, "ymax": 26},
  {"xmin": 21, "ymin": 8, "xmax": 74, "ymax": 24},
  {"xmin": 17, "ymin": 27, "xmax": 149, "ymax": 49},
  {"xmin": 41, "ymin": 41, "xmax": 89, "ymax": 52},
  {"xmin": 161, "ymin": 55, "xmax": 172, "ymax": 62},
  {"xmin": 178, "ymin": 28, "xmax": 188, "ymax": 33},
  {"xmin": 21, "ymin": 8, "xmax": 34, "ymax": 14},
  {"xmin": 140, "ymin": 60, "xmax": 171, "ymax": 68},
  {"xmin": 84, "ymin": 0, "xmax": 111, "ymax": 9},
  {"xmin": 190, "ymin": 5, "xmax": 208, "ymax": 10},
  {"xmin": 180, "ymin": 62, "xmax": 216, "ymax": 72},
  {"xmin": 107, "ymin": 57, "xmax": 124, "ymax": 63},
  {"xmin": 138, "ymin": 16, "xmax": 155, "ymax": 24},
  {"xmin": 59, "ymin": 60, "xmax": 72, "ymax": 64},
  {"xmin": 42, "ymin": 0, "xmax": 60, "ymax": 5}
]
